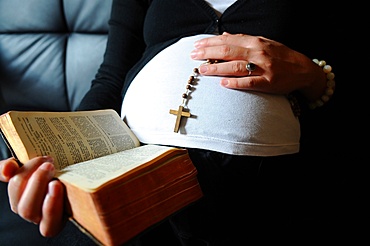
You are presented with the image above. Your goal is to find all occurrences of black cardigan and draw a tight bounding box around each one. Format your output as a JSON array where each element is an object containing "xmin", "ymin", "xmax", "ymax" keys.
[{"xmin": 78, "ymin": 0, "xmax": 336, "ymax": 114}]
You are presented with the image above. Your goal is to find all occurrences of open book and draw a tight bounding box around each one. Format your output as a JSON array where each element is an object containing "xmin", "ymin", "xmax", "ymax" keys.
[{"xmin": 0, "ymin": 109, "xmax": 203, "ymax": 246}]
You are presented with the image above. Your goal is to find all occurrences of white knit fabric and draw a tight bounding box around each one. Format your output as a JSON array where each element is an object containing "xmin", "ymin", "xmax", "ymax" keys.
[{"xmin": 204, "ymin": 0, "xmax": 237, "ymax": 16}]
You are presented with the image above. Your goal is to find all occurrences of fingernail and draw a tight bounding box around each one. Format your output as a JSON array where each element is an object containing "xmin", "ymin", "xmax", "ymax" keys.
[
  {"xmin": 39, "ymin": 162, "xmax": 55, "ymax": 178},
  {"xmin": 190, "ymin": 50, "xmax": 199, "ymax": 59},
  {"xmin": 199, "ymin": 65, "xmax": 209, "ymax": 73},
  {"xmin": 48, "ymin": 181, "xmax": 59, "ymax": 197},
  {"xmin": 42, "ymin": 156, "xmax": 54, "ymax": 163},
  {"xmin": 194, "ymin": 40, "xmax": 202, "ymax": 48},
  {"xmin": 221, "ymin": 79, "xmax": 229, "ymax": 86}
]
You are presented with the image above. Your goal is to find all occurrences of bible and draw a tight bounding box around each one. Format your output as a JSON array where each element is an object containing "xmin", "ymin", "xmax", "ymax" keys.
[{"xmin": 0, "ymin": 109, "xmax": 203, "ymax": 246}]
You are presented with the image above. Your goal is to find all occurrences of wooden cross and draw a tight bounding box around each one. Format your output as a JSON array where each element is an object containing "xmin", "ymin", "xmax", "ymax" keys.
[{"xmin": 169, "ymin": 105, "xmax": 191, "ymax": 133}]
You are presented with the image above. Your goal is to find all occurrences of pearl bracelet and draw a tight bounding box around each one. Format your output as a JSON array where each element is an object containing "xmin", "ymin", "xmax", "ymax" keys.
[{"xmin": 309, "ymin": 59, "xmax": 336, "ymax": 109}]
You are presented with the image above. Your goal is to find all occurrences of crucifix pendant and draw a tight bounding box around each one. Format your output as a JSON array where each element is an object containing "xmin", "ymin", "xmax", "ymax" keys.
[{"xmin": 169, "ymin": 105, "xmax": 191, "ymax": 132}]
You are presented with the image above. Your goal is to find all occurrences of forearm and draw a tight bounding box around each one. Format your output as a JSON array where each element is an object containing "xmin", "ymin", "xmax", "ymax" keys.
[{"xmin": 78, "ymin": 0, "xmax": 147, "ymax": 113}]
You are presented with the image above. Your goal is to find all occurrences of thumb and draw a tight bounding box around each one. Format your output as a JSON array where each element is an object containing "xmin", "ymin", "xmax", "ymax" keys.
[{"xmin": 0, "ymin": 157, "xmax": 20, "ymax": 182}]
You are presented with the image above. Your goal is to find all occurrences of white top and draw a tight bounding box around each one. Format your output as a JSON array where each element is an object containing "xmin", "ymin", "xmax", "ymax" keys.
[
  {"xmin": 121, "ymin": 34, "xmax": 300, "ymax": 156},
  {"xmin": 204, "ymin": 0, "xmax": 237, "ymax": 16}
]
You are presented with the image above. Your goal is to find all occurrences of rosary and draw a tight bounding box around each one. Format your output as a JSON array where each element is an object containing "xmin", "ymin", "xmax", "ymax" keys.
[
  {"xmin": 169, "ymin": 59, "xmax": 219, "ymax": 133},
  {"xmin": 169, "ymin": 59, "xmax": 301, "ymax": 133}
]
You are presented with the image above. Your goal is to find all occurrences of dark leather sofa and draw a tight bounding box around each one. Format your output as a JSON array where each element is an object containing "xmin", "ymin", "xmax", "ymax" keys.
[{"xmin": 0, "ymin": 0, "xmax": 112, "ymax": 245}]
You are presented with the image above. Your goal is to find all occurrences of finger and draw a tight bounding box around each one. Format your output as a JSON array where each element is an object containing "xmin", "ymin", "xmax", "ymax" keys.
[
  {"xmin": 194, "ymin": 33, "xmax": 253, "ymax": 48},
  {"xmin": 191, "ymin": 45, "xmax": 248, "ymax": 62},
  {"xmin": 0, "ymin": 158, "xmax": 20, "ymax": 182},
  {"xmin": 39, "ymin": 180, "xmax": 65, "ymax": 237},
  {"xmin": 199, "ymin": 61, "xmax": 257, "ymax": 77},
  {"xmin": 8, "ymin": 156, "xmax": 53, "ymax": 213},
  {"xmin": 17, "ymin": 161, "xmax": 55, "ymax": 223},
  {"xmin": 220, "ymin": 77, "xmax": 271, "ymax": 92},
  {"xmin": 7, "ymin": 157, "xmax": 48, "ymax": 213}
]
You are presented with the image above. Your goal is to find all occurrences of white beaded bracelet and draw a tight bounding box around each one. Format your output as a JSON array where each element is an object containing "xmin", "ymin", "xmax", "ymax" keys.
[{"xmin": 309, "ymin": 59, "xmax": 336, "ymax": 109}]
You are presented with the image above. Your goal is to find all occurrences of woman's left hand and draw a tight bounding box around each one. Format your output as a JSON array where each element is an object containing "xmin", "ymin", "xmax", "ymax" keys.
[
  {"xmin": 0, "ymin": 156, "xmax": 66, "ymax": 237},
  {"xmin": 191, "ymin": 32, "xmax": 327, "ymax": 102}
]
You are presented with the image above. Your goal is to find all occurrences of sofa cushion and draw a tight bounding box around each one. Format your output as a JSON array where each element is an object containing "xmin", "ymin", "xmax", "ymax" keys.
[{"xmin": 0, "ymin": 0, "xmax": 111, "ymax": 113}]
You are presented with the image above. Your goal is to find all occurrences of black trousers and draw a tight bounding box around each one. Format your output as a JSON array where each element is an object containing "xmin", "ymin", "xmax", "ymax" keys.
[
  {"xmin": 168, "ymin": 148, "xmax": 298, "ymax": 245},
  {"xmin": 36, "ymin": 148, "xmax": 352, "ymax": 245}
]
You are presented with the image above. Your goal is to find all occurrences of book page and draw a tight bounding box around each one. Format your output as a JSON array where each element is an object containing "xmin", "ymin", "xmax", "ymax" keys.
[
  {"xmin": 55, "ymin": 144, "xmax": 175, "ymax": 191},
  {"xmin": 6, "ymin": 110, "xmax": 140, "ymax": 169}
]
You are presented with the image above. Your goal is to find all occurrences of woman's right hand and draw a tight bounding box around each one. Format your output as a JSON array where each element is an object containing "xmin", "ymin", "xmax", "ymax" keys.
[
  {"xmin": 0, "ymin": 156, "xmax": 66, "ymax": 237},
  {"xmin": 191, "ymin": 32, "xmax": 328, "ymax": 103}
]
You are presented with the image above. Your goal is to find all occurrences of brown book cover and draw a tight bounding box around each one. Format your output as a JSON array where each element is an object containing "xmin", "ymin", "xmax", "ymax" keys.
[{"xmin": 0, "ymin": 110, "xmax": 203, "ymax": 246}]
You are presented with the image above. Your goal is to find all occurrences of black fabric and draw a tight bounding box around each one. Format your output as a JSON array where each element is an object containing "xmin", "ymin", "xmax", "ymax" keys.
[
  {"xmin": 0, "ymin": 182, "xmax": 49, "ymax": 245},
  {"xmin": 78, "ymin": 0, "xmax": 337, "ymax": 113}
]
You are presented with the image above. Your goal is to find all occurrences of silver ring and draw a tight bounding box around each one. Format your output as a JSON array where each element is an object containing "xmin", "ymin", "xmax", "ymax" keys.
[{"xmin": 246, "ymin": 62, "xmax": 256, "ymax": 75}]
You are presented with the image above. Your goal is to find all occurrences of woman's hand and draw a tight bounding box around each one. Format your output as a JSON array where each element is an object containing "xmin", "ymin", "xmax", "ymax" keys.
[
  {"xmin": 191, "ymin": 32, "xmax": 327, "ymax": 102},
  {"xmin": 0, "ymin": 156, "xmax": 65, "ymax": 237}
]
